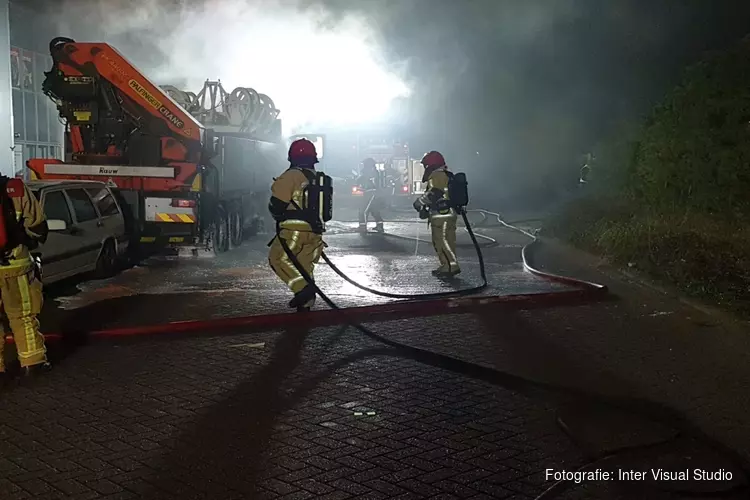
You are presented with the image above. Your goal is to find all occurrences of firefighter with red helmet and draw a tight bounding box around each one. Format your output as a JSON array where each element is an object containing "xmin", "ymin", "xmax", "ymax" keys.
[
  {"xmin": 0, "ymin": 175, "xmax": 50, "ymax": 389},
  {"xmin": 413, "ymin": 151, "xmax": 460, "ymax": 276},
  {"xmin": 357, "ymin": 157, "xmax": 385, "ymax": 233},
  {"xmin": 267, "ymin": 138, "xmax": 326, "ymax": 311}
]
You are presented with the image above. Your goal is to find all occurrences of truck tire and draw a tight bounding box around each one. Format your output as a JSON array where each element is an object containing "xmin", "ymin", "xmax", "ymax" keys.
[
  {"xmin": 212, "ymin": 211, "xmax": 230, "ymax": 255},
  {"xmin": 229, "ymin": 210, "xmax": 243, "ymax": 248}
]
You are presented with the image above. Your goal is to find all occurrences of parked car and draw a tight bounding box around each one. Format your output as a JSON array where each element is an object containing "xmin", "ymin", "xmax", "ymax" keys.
[{"xmin": 27, "ymin": 180, "xmax": 129, "ymax": 284}]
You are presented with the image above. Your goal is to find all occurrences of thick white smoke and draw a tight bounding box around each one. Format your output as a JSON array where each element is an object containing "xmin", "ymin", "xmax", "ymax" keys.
[{"xmin": 50, "ymin": 0, "xmax": 411, "ymax": 134}]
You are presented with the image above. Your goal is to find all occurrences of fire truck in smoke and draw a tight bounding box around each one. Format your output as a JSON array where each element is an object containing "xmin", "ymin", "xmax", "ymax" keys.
[
  {"xmin": 354, "ymin": 136, "xmax": 409, "ymax": 197},
  {"xmin": 27, "ymin": 37, "xmax": 285, "ymax": 255},
  {"xmin": 349, "ymin": 134, "xmax": 427, "ymax": 210},
  {"xmin": 289, "ymin": 129, "xmax": 426, "ymax": 209}
]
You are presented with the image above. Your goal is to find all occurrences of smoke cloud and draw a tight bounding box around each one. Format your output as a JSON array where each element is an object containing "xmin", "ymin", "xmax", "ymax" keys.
[{"xmin": 49, "ymin": 0, "xmax": 411, "ymax": 134}]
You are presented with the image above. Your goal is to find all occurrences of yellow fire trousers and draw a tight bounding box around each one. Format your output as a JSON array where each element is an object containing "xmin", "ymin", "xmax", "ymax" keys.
[
  {"xmin": 268, "ymin": 229, "xmax": 325, "ymax": 294},
  {"xmin": 430, "ymin": 215, "xmax": 460, "ymax": 271},
  {"xmin": 0, "ymin": 267, "xmax": 47, "ymax": 371}
]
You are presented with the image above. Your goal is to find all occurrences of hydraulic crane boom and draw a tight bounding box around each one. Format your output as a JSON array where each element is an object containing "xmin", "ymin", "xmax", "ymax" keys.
[
  {"xmin": 27, "ymin": 37, "xmax": 285, "ymax": 254},
  {"xmin": 28, "ymin": 37, "xmax": 207, "ymax": 191}
]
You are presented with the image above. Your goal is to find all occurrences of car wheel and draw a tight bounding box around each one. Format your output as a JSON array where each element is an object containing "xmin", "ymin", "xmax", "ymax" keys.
[{"xmin": 95, "ymin": 240, "xmax": 118, "ymax": 278}]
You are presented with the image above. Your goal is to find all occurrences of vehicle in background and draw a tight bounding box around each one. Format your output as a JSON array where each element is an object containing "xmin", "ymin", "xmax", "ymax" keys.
[
  {"xmin": 28, "ymin": 180, "xmax": 128, "ymax": 284},
  {"xmin": 27, "ymin": 37, "xmax": 284, "ymax": 257},
  {"xmin": 410, "ymin": 159, "xmax": 426, "ymax": 195},
  {"xmin": 358, "ymin": 136, "xmax": 410, "ymax": 195}
]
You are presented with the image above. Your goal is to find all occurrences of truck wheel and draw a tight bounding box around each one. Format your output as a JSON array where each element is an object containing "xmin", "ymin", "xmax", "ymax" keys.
[
  {"xmin": 229, "ymin": 211, "xmax": 243, "ymax": 248},
  {"xmin": 212, "ymin": 212, "xmax": 230, "ymax": 254}
]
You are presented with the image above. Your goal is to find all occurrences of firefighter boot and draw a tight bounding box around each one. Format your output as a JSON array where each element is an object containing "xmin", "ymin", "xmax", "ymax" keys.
[
  {"xmin": 288, "ymin": 290, "xmax": 304, "ymax": 308},
  {"xmin": 292, "ymin": 285, "xmax": 316, "ymax": 312},
  {"xmin": 289, "ymin": 284, "xmax": 315, "ymax": 308},
  {"xmin": 23, "ymin": 362, "xmax": 52, "ymax": 378},
  {"xmin": 374, "ymin": 222, "xmax": 384, "ymax": 233},
  {"xmin": 431, "ymin": 265, "xmax": 461, "ymax": 277}
]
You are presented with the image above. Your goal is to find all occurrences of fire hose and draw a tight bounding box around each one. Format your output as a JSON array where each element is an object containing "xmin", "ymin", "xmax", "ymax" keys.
[
  {"xmin": 321, "ymin": 207, "xmax": 489, "ymax": 300},
  {"xmin": 340, "ymin": 208, "xmax": 499, "ymax": 248},
  {"xmin": 276, "ymin": 211, "xmax": 749, "ymax": 500}
]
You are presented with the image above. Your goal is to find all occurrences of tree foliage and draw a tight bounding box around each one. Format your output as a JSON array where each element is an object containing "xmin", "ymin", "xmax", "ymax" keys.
[
  {"xmin": 629, "ymin": 37, "xmax": 750, "ymax": 218},
  {"xmin": 550, "ymin": 36, "xmax": 750, "ymax": 315}
]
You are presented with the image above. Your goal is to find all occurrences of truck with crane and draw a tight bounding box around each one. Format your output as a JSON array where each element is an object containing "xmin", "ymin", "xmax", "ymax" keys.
[{"xmin": 27, "ymin": 37, "xmax": 285, "ymax": 256}]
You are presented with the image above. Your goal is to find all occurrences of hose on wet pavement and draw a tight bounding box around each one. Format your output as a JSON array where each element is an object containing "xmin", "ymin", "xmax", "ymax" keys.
[
  {"xmin": 278, "ymin": 212, "xmax": 749, "ymax": 500},
  {"xmin": 333, "ymin": 209, "xmax": 497, "ymax": 248},
  {"xmin": 320, "ymin": 208, "xmax": 488, "ymax": 300}
]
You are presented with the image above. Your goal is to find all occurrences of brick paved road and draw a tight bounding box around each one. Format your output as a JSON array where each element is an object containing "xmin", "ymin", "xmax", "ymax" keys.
[
  {"xmin": 524, "ymin": 239, "xmax": 750, "ymax": 465},
  {"xmin": 0, "ymin": 325, "xmax": 594, "ymax": 500},
  {"xmin": 3, "ymin": 212, "xmax": 747, "ymax": 498},
  {"xmin": 3, "ymin": 320, "xmax": 748, "ymax": 498}
]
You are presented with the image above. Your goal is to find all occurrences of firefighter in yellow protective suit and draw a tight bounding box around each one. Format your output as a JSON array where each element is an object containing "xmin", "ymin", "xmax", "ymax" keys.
[
  {"xmin": 357, "ymin": 157, "xmax": 385, "ymax": 233},
  {"xmin": 413, "ymin": 151, "xmax": 461, "ymax": 276},
  {"xmin": 0, "ymin": 176, "xmax": 50, "ymax": 388},
  {"xmin": 267, "ymin": 138, "xmax": 326, "ymax": 312}
]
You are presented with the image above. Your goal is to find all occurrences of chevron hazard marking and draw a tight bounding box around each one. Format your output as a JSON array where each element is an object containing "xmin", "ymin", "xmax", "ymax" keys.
[{"xmin": 156, "ymin": 213, "xmax": 196, "ymax": 223}]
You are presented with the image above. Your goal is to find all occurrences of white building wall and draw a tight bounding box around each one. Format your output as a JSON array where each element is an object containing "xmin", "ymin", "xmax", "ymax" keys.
[{"xmin": 0, "ymin": 0, "xmax": 14, "ymax": 177}]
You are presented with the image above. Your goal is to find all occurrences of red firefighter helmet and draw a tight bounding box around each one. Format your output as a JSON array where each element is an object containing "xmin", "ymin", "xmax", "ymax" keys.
[
  {"xmin": 420, "ymin": 150, "xmax": 446, "ymax": 181},
  {"xmin": 421, "ymin": 150, "xmax": 446, "ymax": 168},
  {"xmin": 288, "ymin": 138, "xmax": 319, "ymax": 167}
]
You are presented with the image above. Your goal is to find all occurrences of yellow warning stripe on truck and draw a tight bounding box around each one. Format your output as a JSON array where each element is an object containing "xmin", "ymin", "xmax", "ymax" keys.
[
  {"xmin": 139, "ymin": 236, "xmax": 186, "ymax": 243},
  {"xmin": 156, "ymin": 213, "xmax": 196, "ymax": 223}
]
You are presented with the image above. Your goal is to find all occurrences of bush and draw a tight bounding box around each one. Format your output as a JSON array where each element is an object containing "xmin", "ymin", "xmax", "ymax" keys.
[
  {"xmin": 629, "ymin": 38, "xmax": 750, "ymax": 217},
  {"xmin": 551, "ymin": 36, "xmax": 750, "ymax": 315},
  {"xmin": 549, "ymin": 203, "xmax": 750, "ymax": 312}
]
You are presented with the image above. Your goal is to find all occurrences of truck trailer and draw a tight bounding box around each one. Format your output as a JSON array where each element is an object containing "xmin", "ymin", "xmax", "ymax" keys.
[{"xmin": 27, "ymin": 37, "xmax": 285, "ymax": 256}]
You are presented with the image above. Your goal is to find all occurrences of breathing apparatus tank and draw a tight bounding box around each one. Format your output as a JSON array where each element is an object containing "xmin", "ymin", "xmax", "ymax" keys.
[
  {"xmin": 448, "ymin": 172, "xmax": 469, "ymax": 209},
  {"xmin": 300, "ymin": 170, "xmax": 333, "ymax": 233}
]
